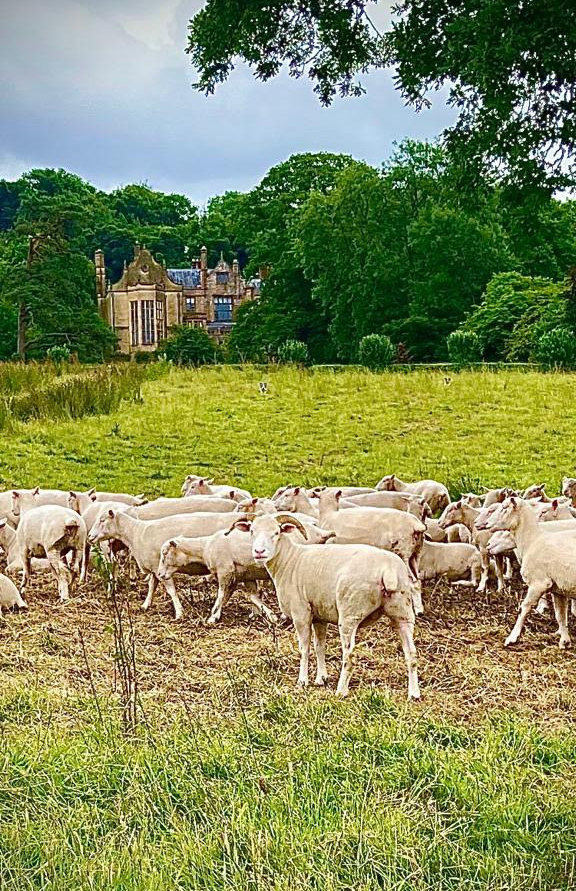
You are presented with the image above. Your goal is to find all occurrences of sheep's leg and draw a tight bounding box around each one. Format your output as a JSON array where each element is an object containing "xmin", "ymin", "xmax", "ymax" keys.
[
  {"xmin": 552, "ymin": 594, "xmax": 571, "ymax": 649},
  {"xmin": 477, "ymin": 548, "xmax": 490, "ymax": 592},
  {"xmin": 245, "ymin": 581, "xmax": 277, "ymax": 624},
  {"xmin": 336, "ymin": 619, "xmax": 358, "ymax": 697},
  {"xmin": 142, "ymin": 574, "xmax": 158, "ymax": 611},
  {"xmin": 47, "ymin": 549, "xmax": 71, "ymax": 601},
  {"xmin": 82, "ymin": 541, "xmax": 91, "ymax": 582},
  {"xmin": 207, "ymin": 575, "xmax": 234, "ymax": 624},
  {"xmin": 504, "ymin": 557, "xmax": 514, "ymax": 581},
  {"xmin": 312, "ymin": 622, "xmax": 328, "ymax": 686},
  {"xmin": 494, "ymin": 555, "xmax": 506, "ymax": 592},
  {"xmin": 505, "ymin": 582, "xmax": 550, "ymax": 646},
  {"xmin": 162, "ymin": 577, "xmax": 183, "ymax": 621},
  {"xmin": 536, "ymin": 594, "xmax": 549, "ymax": 614},
  {"xmin": 19, "ymin": 552, "xmax": 31, "ymax": 595},
  {"xmin": 293, "ymin": 612, "xmax": 312, "ymax": 687},
  {"xmin": 411, "ymin": 582, "xmax": 424, "ymax": 616},
  {"xmin": 393, "ymin": 618, "xmax": 420, "ymax": 701},
  {"xmin": 571, "ymin": 599, "xmax": 576, "ymax": 618}
]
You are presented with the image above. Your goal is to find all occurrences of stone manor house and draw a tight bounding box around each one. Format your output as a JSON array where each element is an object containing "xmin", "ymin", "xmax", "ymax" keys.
[{"xmin": 96, "ymin": 244, "xmax": 260, "ymax": 354}]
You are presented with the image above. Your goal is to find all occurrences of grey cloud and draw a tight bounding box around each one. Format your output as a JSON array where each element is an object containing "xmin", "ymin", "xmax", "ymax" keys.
[{"xmin": 0, "ymin": 0, "xmax": 455, "ymax": 205}]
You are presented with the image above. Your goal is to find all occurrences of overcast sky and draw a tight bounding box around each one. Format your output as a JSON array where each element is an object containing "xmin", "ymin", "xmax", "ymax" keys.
[{"xmin": 0, "ymin": 0, "xmax": 455, "ymax": 207}]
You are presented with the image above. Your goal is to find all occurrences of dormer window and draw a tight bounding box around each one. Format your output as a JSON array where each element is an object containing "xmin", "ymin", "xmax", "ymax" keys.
[{"xmin": 216, "ymin": 271, "xmax": 229, "ymax": 284}]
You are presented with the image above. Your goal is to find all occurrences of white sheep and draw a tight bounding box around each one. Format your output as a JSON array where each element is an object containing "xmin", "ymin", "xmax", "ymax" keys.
[
  {"xmin": 315, "ymin": 487, "xmax": 431, "ymax": 519},
  {"xmin": 89, "ymin": 509, "xmax": 238, "ymax": 620},
  {"xmin": 181, "ymin": 475, "xmax": 252, "ymax": 502},
  {"xmin": 0, "ymin": 573, "xmax": 28, "ymax": 611},
  {"xmin": 16, "ymin": 505, "xmax": 87, "ymax": 600},
  {"xmin": 129, "ymin": 495, "xmax": 236, "ymax": 521},
  {"xmin": 232, "ymin": 513, "xmax": 420, "ymax": 698},
  {"xmin": 375, "ymin": 474, "xmax": 450, "ymax": 514},
  {"xmin": 11, "ymin": 487, "xmax": 71, "ymax": 519},
  {"xmin": 273, "ymin": 487, "xmax": 318, "ymax": 517},
  {"xmin": 305, "ymin": 485, "xmax": 376, "ymax": 499},
  {"xmin": 561, "ymin": 477, "xmax": 576, "ymax": 506},
  {"xmin": 478, "ymin": 496, "xmax": 576, "ymax": 647},
  {"xmin": 313, "ymin": 489, "xmax": 425, "ymax": 586},
  {"xmin": 157, "ymin": 516, "xmax": 335, "ymax": 625},
  {"xmin": 438, "ymin": 500, "xmax": 507, "ymax": 592},
  {"xmin": 418, "ymin": 540, "xmax": 482, "ymax": 588}
]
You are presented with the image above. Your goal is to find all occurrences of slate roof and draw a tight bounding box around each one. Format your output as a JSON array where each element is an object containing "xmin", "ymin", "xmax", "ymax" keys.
[{"xmin": 167, "ymin": 268, "xmax": 202, "ymax": 288}]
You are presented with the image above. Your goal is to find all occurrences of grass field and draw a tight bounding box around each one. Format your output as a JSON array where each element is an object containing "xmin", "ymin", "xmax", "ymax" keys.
[{"xmin": 1, "ymin": 365, "xmax": 576, "ymax": 890}]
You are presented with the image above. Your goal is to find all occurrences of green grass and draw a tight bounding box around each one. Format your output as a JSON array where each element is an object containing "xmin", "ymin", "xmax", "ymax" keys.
[{"xmin": 1, "ymin": 364, "xmax": 576, "ymax": 890}]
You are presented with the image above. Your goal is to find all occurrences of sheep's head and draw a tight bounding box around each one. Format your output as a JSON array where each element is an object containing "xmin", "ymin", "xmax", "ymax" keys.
[
  {"xmin": 460, "ymin": 492, "xmax": 484, "ymax": 508},
  {"xmin": 523, "ymin": 483, "xmax": 546, "ymax": 500},
  {"xmin": 562, "ymin": 477, "xmax": 576, "ymax": 503},
  {"xmin": 407, "ymin": 497, "xmax": 431, "ymax": 520},
  {"xmin": 274, "ymin": 486, "xmax": 303, "ymax": 511},
  {"xmin": 376, "ymin": 474, "xmax": 396, "ymax": 492},
  {"xmin": 230, "ymin": 513, "xmax": 308, "ymax": 563},
  {"xmin": 186, "ymin": 477, "xmax": 214, "ymax": 496},
  {"xmin": 11, "ymin": 487, "xmax": 40, "ymax": 517},
  {"xmin": 310, "ymin": 489, "xmax": 341, "ymax": 510},
  {"xmin": 438, "ymin": 500, "xmax": 463, "ymax": 529},
  {"xmin": 181, "ymin": 473, "xmax": 203, "ymax": 495},
  {"xmin": 477, "ymin": 496, "xmax": 523, "ymax": 532},
  {"xmin": 487, "ymin": 530, "xmax": 516, "ymax": 556},
  {"xmin": 157, "ymin": 538, "xmax": 183, "ymax": 580},
  {"xmin": 89, "ymin": 508, "xmax": 121, "ymax": 543}
]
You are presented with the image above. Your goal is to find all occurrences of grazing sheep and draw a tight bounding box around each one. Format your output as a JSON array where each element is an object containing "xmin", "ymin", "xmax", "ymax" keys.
[
  {"xmin": 438, "ymin": 500, "xmax": 507, "ymax": 592},
  {"xmin": 0, "ymin": 573, "xmax": 27, "ymax": 611},
  {"xmin": 235, "ymin": 513, "xmax": 420, "ymax": 698},
  {"xmin": 478, "ymin": 496, "xmax": 576, "ymax": 648},
  {"xmin": 313, "ymin": 489, "xmax": 425, "ymax": 586},
  {"xmin": 418, "ymin": 540, "xmax": 482, "ymax": 588},
  {"xmin": 375, "ymin": 475, "xmax": 450, "ymax": 514},
  {"xmin": 89, "ymin": 509, "xmax": 238, "ymax": 619},
  {"xmin": 16, "ymin": 505, "xmax": 87, "ymax": 600}
]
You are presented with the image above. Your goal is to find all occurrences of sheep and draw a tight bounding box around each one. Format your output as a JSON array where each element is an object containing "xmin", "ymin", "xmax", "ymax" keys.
[
  {"xmin": 129, "ymin": 495, "xmax": 236, "ymax": 521},
  {"xmin": 0, "ymin": 573, "xmax": 28, "ymax": 611},
  {"xmin": 11, "ymin": 487, "xmax": 71, "ymax": 519},
  {"xmin": 418, "ymin": 540, "xmax": 482, "ymax": 588},
  {"xmin": 181, "ymin": 475, "xmax": 252, "ymax": 503},
  {"xmin": 305, "ymin": 486, "xmax": 376, "ymax": 499},
  {"xmin": 533, "ymin": 498, "xmax": 576, "ymax": 522},
  {"xmin": 561, "ymin": 477, "xmax": 576, "ymax": 506},
  {"xmin": 273, "ymin": 486, "xmax": 319, "ymax": 517},
  {"xmin": 313, "ymin": 489, "xmax": 425, "ymax": 594},
  {"xmin": 231, "ymin": 513, "xmax": 420, "ymax": 698},
  {"xmin": 69, "ymin": 498, "xmax": 134, "ymax": 578},
  {"xmin": 460, "ymin": 492, "xmax": 484, "ymax": 508},
  {"xmin": 315, "ymin": 487, "xmax": 431, "ymax": 519},
  {"xmin": 234, "ymin": 497, "xmax": 278, "ymax": 515},
  {"xmin": 16, "ymin": 505, "xmax": 87, "ymax": 600},
  {"xmin": 478, "ymin": 496, "xmax": 576, "ymax": 648},
  {"xmin": 157, "ymin": 517, "xmax": 335, "ymax": 625},
  {"xmin": 375, "ymin": 474, "xmax": 450, "ymax": 514},
  {"xmin": 0, "ymin": 518, "xmax": 50, "ymax": 574},
  {"xmin": 68, "ymin": 489, "xmax": 146, "ymax": 513},
  {"xmin": 425, "ymin": 518, "xmax": 470, "ymax": 543},
  {"xmin": 438, "ymin": 500, "xmax": 507, "ymax": 592},
  {"xmin": 88, "ymin": 509, "xmax": 238, "ymax": 620},
  {"xmin": 481, "ymin": 487, "xmax": 518, "ymax": 507},
  {"xmin": 523, "ymin": 483, "xmax": 549, "ymax": 501}
]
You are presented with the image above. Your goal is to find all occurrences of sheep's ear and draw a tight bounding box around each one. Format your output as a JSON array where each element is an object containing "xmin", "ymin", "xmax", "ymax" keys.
[
  {"xmin": 279, "ymin": 522, "xmax": 300, "ymax": 535},
  {"xmin": 12, "ymin": 491, "xmax": 19, "ymax": 499},
  {"xmin": 107, "ymin": 509, "xmax": 115, "ymax": 518},
  {"xmin": 335, "ymin": 490, "xmax": 342, "ymax": 500},
  {"xmin": 69, "ymin": 490, "xmax": 76, "ymax": 497},
  {"xmin": 294, "ymin": 486, "xmax": 300, "ymax": 495},
  {"xmin": 510, "ymin": 496, "xmax": 517, "ymax": 507},
  {"xmin": 0, "ymin": 518, "xmax": 6, "ymax": 528},
  {"xmin": 552, "ymin": 498, "xmax": 559, "ymax": 509},
  {"xmin": 87, "ymin": 487, "xmax": 96, "ymax": 496},
  {"xmin": 33, "ymin": 486, "xmax": 40, "ymax": 495},
  {"xmin": 168, "ymin": 539, "xmax": 178, "ymax": 548},
  {"xmin": 225, "ymin": 519, "xmax": 251, "ymax": 535},
  {"xmin": 228, "ymin": 490, "xmax": 235, "ymax": 499},
  {"xmin": 455, "ymin": 499, "xmax": 461, "ymax": 507}
]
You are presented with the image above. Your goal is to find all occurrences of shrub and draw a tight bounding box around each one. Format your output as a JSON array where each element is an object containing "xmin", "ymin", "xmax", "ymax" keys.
[
  {"xmin": 446, "ymin": 330, "xmax": 483, "ymax": 365},
  {"xmin": 277, "ymin": 339, "xmax": 309, "ymax": 365},
  {"xmin": 358, "ymin": 334, "xmax": 395, "ymax": 370},
  {"xmin": 533, "ymin": 327, "xmax": 576, "ymax": 369},
  {"xmin": 46, "ymin": 345, "xmax": 71, "ymax": 363},
  {"xmin": 161, "ymin": 326, "xmax": 221, "ymax": 366}
]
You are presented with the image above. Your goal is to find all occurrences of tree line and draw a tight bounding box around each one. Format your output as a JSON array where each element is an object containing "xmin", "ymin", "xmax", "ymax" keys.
[{"xmin": 0, "ymin": 142, "xmax": 574, "ymax": 363}]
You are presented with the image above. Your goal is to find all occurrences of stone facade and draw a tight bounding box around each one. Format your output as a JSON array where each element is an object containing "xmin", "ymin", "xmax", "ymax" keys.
[{"xmin": 96, "ymin": 244, "xmax": 259, "ymax": 354}]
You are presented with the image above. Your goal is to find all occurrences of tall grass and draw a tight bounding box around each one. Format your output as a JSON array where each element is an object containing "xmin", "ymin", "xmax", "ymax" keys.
[{"xmin": 0, "ymin": 364, "xmax": 145, "ymax": 427}]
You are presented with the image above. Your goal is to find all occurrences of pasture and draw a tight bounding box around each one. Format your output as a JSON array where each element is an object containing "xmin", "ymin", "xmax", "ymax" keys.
[{"xmin": 1, "ymin": 365, "xmax": 576, "ymax": 890}]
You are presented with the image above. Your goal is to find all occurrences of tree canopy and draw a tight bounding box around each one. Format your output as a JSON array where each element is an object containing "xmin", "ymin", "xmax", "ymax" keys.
[{"xmin": 187, "ymin": 0, "xmax": 576, "ymax": 189}]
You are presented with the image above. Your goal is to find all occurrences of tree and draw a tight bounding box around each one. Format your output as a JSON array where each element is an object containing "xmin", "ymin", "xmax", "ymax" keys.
[
  {"xmin": 162, "ymin": 325, "xmax": 221, "ymax": 365},
  {"xmin": 187, "ymin": 0, "xmax": 576, "ymax": 189}
]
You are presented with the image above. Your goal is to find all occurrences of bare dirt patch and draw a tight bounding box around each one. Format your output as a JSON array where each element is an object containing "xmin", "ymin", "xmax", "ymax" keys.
[{"xmin": 1, "ymin": 568, "xmax": 575, "ymax": 729}]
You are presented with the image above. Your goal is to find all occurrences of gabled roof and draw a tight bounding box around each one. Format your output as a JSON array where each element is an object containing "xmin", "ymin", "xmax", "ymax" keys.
[{"xmin": 167, "ymin": 268, "xmax": 201, "ymax": 288}]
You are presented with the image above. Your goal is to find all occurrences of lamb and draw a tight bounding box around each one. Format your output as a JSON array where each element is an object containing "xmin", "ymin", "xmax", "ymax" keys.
[
  {"xmin": 230, "ymin": 513, "xmax": 420, "ymax": 698},
  {"xmin": 418, "ymin": 540, "xmax": 481, "ymax": 588},
  {"xmin": 482, "ymin": 487, "xmax": 518, "ymax": 507},
  {"xmin": 181, "ymin": 475, "xmax": 252, "ymax": 502},
  {"xmin": 128, "ymin": 495, "xmax": 236, "ymax": 521},
  {"xmin": 375, "ymin": 474, "xmax": 450, "ymax": 514},
  {"xmin": 478, "ymin": 496, "xmax": 576, "ymax": 648},
  {"xmin": 157, "ymin": 517, "xmax": 335, "ymax": 625},
  {"xmin": 0, "ymin": 573, "xmax": 28, "ymax": 611},
  {"xmin": 313, "ymin": 489, "xmax": 425, "ymax": 590},
  {"xmin": 438, "ymin": 500, "xmax": 507, "ymax": 592},
  {"xmin": 16, "ymin": 505, "xmax": 87, "ymax": 600},
  {"xmin": 89, "ymin": 509, "xmax": 238, "ymax": 619}
]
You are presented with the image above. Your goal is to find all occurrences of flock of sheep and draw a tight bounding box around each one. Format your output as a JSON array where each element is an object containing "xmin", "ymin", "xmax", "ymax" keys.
[{"xmin": 1, "ymin": 472, "xmax": 576, "ymax": 700}]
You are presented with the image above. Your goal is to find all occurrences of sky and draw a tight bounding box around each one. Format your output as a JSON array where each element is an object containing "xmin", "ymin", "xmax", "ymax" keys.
[{"xmin": 0, "ymin": 0, "xmax": 455, "ymax": 207}]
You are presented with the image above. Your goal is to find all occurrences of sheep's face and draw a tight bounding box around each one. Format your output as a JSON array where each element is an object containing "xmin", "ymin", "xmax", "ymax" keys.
[
  {"xmin": 461, "ymin": 493, "xmax": 483, "ymax": 508},
  {"xmin": 562, "ymin": 477, "xmax": 576, "ymax": 502},
  {"xmin": 376, "ymin": 475, "xmax": 396, "ymax": 492},
  {"xmin": 487, "ymin": 530, "xmax": 515, "ymax": 556},
  {"xmin": 480, "ymin": 497, "xmax": 522, "ymax": 532},
  {"xmin": 181, "ymin": 474, "xmax": 202, "ymax": 495},
  {"xmin": 249, "ymin": 515, "xmax": 305, "ymax": 563},
  {"xmin": 438, "ymin": 501, "xmax": 463, "ymax": 529},
  {"xmin": 11, "ymin": 487, "xmax": 39, "ymax": 518},
  {"xmin": 523, "ymin": 483, "xmax": 546, "ymax": 500},
  {"xmin": 158, "ymin": 540, "xmax": 179, "ymax": 580},
  {"xmin": 273, "ymin": 487, "xmax": 300, "ymax": 511},
  {"xmin": 89, "ymin": 509, "xmax": 120, "ymax": 543},
  {"xmin": 67, "ymin": 491, "xmax": 80, "ymax": 512}
]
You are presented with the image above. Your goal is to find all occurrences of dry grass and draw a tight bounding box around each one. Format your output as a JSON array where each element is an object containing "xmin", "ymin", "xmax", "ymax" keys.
[{"xmin": 2, "ymin": 567, "xmax": 575, "ymax": 730}]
